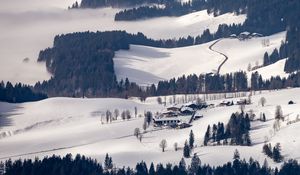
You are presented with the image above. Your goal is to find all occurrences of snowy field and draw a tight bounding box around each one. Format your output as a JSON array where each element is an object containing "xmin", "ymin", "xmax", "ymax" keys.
[
  {"xmin": 1, "ymin": 88, "xmax": 300, "ymax": 167},
  {"xmin": 114, "ymin": 41, "xmax": 223, "ymax": 86},
  {"xmin": 215, "ymin": 32, "xmax": 287, "ymax": 74},
  {"xmin": 115, "ymin": 32, "xmax": 287, "ymax": 85},
  {"xmin": 0, "ymin": 0, "xmax": 245, "ymax": 85}
]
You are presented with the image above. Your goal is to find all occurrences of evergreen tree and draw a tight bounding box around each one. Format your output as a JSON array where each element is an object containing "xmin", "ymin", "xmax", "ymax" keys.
[
  {"xmin": 149, "ymin": 163, "xmax": 155, "ymax": 175},
  {"xmin": 190, "ymin": 154, "xmax": 201, "ymax": 174},
  {"xmin": 105, "ymin": 153, "xmax": 113, "ymax": 170},
  {"xmin": 183, "ymin": 140, "xmax": 190, "ymax": 158},
  {"xmin": 189, "ymin": 130, "xmax": 195, "ymax": 149},
  {"xmin": 178, "ymin": 158, "xmax": 187, "ymax": 174},
  {"xmin": 273, "ymin": 143, "xmax": 283, "ymax": 163},
  {"xmin": 204, "ymin": 125, "xmax": 210, "ymax": 146},
  {"xmin": 233, "ymin": 149, "xmax": 240, "ymax": 160}
]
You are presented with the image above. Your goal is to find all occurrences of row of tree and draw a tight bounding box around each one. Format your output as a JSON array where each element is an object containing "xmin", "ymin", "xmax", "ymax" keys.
[
  {"xmin": 0, "ymin": 81, "xmax": 47, "ymax": 103},
  {"xmin": 251, "ymin": 71, "xmax": 300, "ymax": 91},
  {"xmin": 113, "ymin": 0, "xmax": 247, "ymax": 21},
  {"xmin": 2, "ymin": 153, "xmax": 300, "ymax": 175},
  {"xmin": 263, "ymin": 42, "xmax": 288, "ymax": 66}
]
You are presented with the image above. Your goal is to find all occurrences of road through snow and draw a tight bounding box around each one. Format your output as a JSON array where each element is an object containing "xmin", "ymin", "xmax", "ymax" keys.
[{"xmin": 208, "ymin": 39, "xmax": 228, "ymax": 74}]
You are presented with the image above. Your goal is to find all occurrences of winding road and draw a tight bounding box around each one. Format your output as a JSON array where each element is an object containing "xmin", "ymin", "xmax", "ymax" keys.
[{"xmin": 208, "ymin": 39, "xmax": 228, "ymax": 74}]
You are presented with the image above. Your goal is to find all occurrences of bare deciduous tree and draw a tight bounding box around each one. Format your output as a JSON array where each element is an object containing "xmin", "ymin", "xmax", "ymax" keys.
[
  {"xmin": 159, "ymin": 139, "xmax": 167, "ymax": 152},
  {"xmin": 260, "ymin": 97, "xmax": 266, "ymax": 107},
  {"xmin": 134, "ymin": 128, "xmax": 140, "ymax": 138},
  {"xmin": 174, "ymin": 142, "xmax": 178, "ymax": 151}
]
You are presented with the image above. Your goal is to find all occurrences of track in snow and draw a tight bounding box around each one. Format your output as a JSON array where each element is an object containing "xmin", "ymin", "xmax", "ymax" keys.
[
  {"xmin": 208, "ymin": 39, "xmax": 228, "ymax": 74},
  {"xmin": 0, "ymin": 127, "xmax": 164, "ymax": 160}
]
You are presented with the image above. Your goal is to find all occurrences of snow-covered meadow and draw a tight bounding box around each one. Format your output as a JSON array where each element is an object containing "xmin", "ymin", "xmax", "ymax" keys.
[
  {"xmin": 1, "ymin": 88, "xmax": 300, "ymax": 167},
  {"xmin": 115, "ymin": 32, "xmax": 287, "ymax": 85}
]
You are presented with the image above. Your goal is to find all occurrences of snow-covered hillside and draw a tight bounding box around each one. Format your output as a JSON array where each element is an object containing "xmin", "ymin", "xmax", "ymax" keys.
[
  {"xmin": 114, "ymin": 32, "xmax": 286, "ymax": 85},
  {"xmin": 214, "ymin": 32, "xmax": 286, "ymax": 74},
  {"xmin": 114, "ymin": 41, "xmax": 223, "ymax": 86},
  {"xmin": 0, "ymin": 0, "xmax": 245, "ymax": 85},
  {"xmin": 1, "ymin": 88, "xmax": 300, "ymax": 167}
]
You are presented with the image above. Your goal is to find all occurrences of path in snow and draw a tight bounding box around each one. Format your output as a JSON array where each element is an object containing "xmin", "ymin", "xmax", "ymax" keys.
[
  {"xmin": 208, "ymin": 39, "xmax": 228, "ymax": 74},
  {"xmin": 0, "ymin": 125, "xmax": 164, "ymax": 160}
]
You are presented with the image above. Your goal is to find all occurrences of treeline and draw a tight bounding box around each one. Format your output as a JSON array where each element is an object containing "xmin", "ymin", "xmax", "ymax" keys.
[
  {"xmin": 204, "ymin": 112, "xmax": 251, "ymax": 146},
  {"xmin": 114, "ymin": 0, "xmax": 246, "ymax": 21},
  {"xmin": 153, "ymin": 71, "xmax": 248, "ymax": 96},
  {"xmin": 79, "ymin": 0, "xmax": 158, "ymax": 8},
  {"xmin": 115, "ymin": 2, "xmax": 197, "ymax": 21},
  {"xmin": 2, "ymin": 153, "xmax": 300, "ymax": 175},
  {"xmin": 251, "ymin": 71, "xmax": 300, "ymax": 91},
  {"xmin": 0, "ymin": 81, "xmax": 47, "ymax": 103}
]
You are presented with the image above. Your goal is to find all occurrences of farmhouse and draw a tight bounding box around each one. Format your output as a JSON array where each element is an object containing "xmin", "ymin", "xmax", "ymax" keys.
[
  {"xmin": 180, "ymin": 106, "xmax": 194, "ymax": 115},
  {"xmin": 162, "ymin": 110, "xmax": 178, "ymax": 117},
  {"xmin": 229, "ymin": 34, "xmax": 237, "ymax": 38},
  {"xmin": 153, "ymin": 115, "xmax": 193, "ymax": 127},
  {"xmin": 167, "ymin": 106, "xmax": 181, "ymax": 112},
  {"xmin": 238, "ymin": 32, "xmax": 251, "ymax": 40},
  {"xmin": 153, "ymin": 117, "xmax": 181, "ymax": 126}
]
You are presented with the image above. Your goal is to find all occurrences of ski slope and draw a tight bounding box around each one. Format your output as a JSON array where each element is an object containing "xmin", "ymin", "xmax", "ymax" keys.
[
  {"xmin": 114, "ymin": 32, "xmax": 286, "ymax": 85},
  {"xmin": 0, "ymin": 0, "xmax": 245, "ymax": 85},
  {"xmin": 1, "ymin": 88, "xmax": 300, "ymax": 167}
]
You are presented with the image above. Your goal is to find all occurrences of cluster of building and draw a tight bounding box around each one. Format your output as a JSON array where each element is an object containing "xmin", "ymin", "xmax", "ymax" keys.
[
  {"xmin": 218, "ymin": 98, "xmax": 251, "ymax": 107},
  {"xmin": 229, "ymin": 32, "xmax": 263, "ymax": 40},
  {"xmin": 153, "ymin": 102, "xmax": 207, "ymax": 128}
]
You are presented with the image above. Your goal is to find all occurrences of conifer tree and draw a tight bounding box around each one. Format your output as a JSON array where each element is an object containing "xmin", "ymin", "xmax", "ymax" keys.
[
  {"xmin": 183, "ymin": 140, "xmax": 190, "ymax": 158},
  {"xmin": 204, "ymin": 125, "xmax": 210, "ymax": 146},
  {"xmin": 190, "ymin": 154, "xmax": 201, "ymax": 174},
  {"xmin": 233, "ymin": 149, "xmax": 240, "ymax": 160},
  {"xmin": 189, "ymin": 130, "xmax": 195, "ymax": 148}
]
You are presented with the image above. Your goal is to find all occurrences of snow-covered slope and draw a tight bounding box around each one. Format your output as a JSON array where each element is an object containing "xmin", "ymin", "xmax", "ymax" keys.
[
  {"xmin": 114, "ymin": 32, "xmax": 286, "ymax": 85},
  {"xmin": 214, "ymin": 32, "xmax": 286, "ymax": 74},
  {"xmin": 250, "ymin": 59, "xmax": 288, "ymax": 79},
  {"xmin": 1, "ymin": 88, "xmax": 300, "ymax": 167},
  {"xmin": 0, "ymin": 0, "xmax": 245, "ymax": 85},
  {"xmin": 114, "ymin": 41, "xmax": 223, "ymax": 86}
]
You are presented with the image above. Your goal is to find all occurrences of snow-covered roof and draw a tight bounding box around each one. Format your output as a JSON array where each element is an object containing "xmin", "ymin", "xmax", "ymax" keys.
[
  {"xmin": 154, "ymin": 115, "xmax": 192, "ymax": 123},
  {"xmin": 240, "ymin": 31, "xmax": 250, "ymax": 35},
  {"xmin": 180, "ymin": 106, "xmax": 194, "ymax": 112}
]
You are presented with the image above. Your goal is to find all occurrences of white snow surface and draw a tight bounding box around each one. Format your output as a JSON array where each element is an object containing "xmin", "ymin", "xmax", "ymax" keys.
[
  {"xmin": 0, "ymin": 0, "xmax": 245, "ymax": 85},
  {"xmin": 1, "ymin": 88, "xmax": 300, "ymax": 168},
  {"xmin": 114, "ymin": 32, "xmax": 287, "ymax": 85},
  {"xmin": 114, "ymin": 41, "xmax": 223, "ymax": 86},
  {"xmin": 250, "ymin": 59, "xmax": 288, "ymax": 80},
  {"xmin": 215, "ymin": 32, "xmax": 287, "ymax": 74}
]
